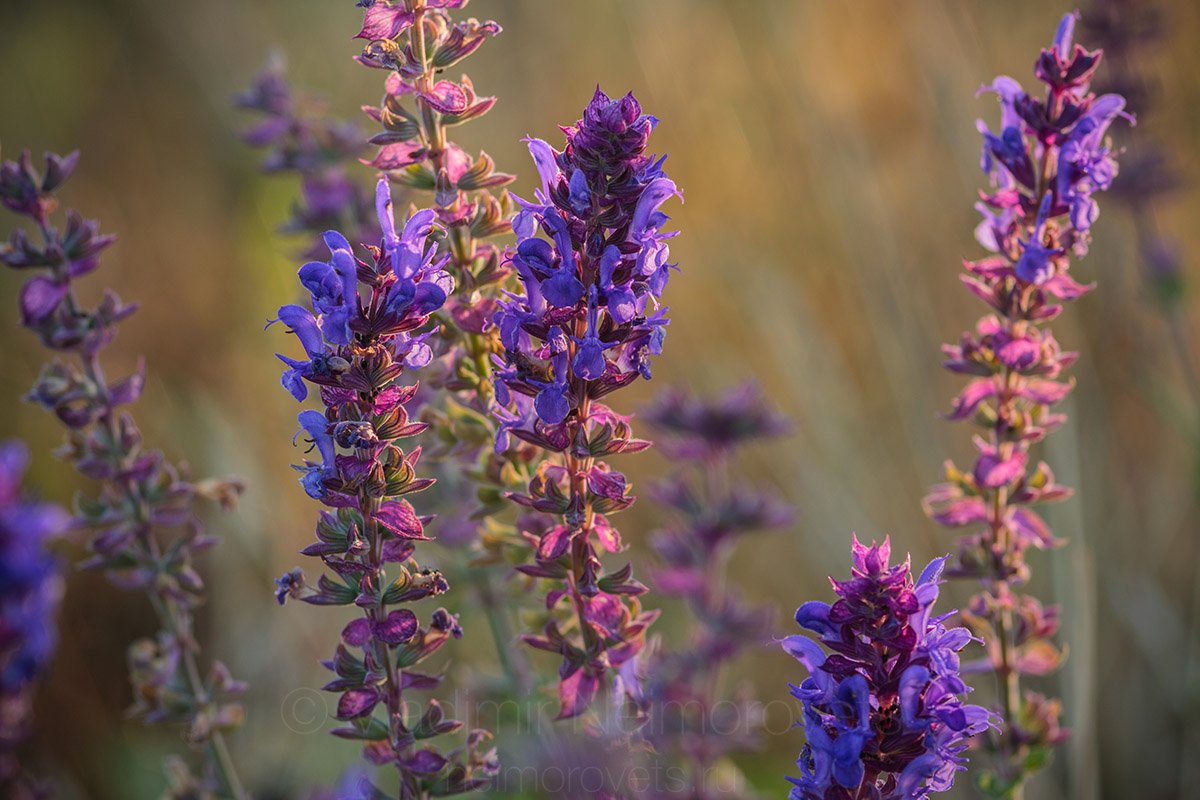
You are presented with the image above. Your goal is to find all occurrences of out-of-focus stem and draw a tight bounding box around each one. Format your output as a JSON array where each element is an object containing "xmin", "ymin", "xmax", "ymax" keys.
[
  {"xmin": 472, "ymin": 567, "xmax": 531, "ymax": 695},
  {"xmin": 50, "ymin": 227, "xmax": 248, "ymax": 800}
]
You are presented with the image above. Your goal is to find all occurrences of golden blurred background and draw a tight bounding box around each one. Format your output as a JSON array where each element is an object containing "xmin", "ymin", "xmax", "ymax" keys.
[{"xmin": 2, "ymin": 1, "xmax": 1198, "ymax": 798}]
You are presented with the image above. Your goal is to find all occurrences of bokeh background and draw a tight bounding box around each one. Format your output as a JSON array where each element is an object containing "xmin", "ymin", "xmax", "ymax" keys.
[{"xmin": 2, "ymin": 1, "xmax": 1198, "ymax": 798}]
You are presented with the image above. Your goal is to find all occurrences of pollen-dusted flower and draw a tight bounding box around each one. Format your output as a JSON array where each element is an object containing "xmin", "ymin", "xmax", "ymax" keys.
[{"xmin": 782, "ymin": 537, "xmax": 993, "ymax": 800}]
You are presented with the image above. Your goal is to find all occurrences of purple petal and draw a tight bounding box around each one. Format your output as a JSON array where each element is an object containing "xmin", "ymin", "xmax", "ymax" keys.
[
  {"xmin": 374, "ymin": 609, "xmax": 418, "ymax": 645},
  {"xmin": 19, "ymin": 276, "xmax": 67, "ymax": 324}
]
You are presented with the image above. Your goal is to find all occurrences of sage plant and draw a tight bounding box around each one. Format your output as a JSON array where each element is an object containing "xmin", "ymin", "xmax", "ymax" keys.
[
  {"xmin": 781, "ymin": 538, "xmax": 993, "ymax": 799},
  {"xmin": 272, "ymin": 177, "xmax": 498, "ymax": 797},
  {"xmin": 0, "ymin": 150, "xmax": 249, "ymax": 799},
  {"xmin": 640, "ymin": 384, "xmax": 792, "ymax": 798},
  {"xmin": 922, "ymin": 12, "xmax": 1129, "ymax": 796},
  {"xmin": 493, "ymin": 88, "xmax": 680, "ymax": 719},
  {"xmin": 0, "ymin": 440, "xmax": 68, "ymax": 799}
]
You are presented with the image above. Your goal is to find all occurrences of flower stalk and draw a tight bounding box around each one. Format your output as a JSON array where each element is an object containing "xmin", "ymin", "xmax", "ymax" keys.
[
  {"xmin": 271, "ymin": 177, "xmax": 498, "ymax": 797},
  {"xmin": 923, "ymin": 13, "xmax": 1130, "ymax": 797},
  {"xmin": 492, "ymin": 88, "xmax": 680, "ymax": 719},
  {"xmin": 640, "ymin": 384, "xmax": 793, "ymax": 798},
  {"xmin": 0, "ymin": 149, "xmax": 249, "ymax": 799}
]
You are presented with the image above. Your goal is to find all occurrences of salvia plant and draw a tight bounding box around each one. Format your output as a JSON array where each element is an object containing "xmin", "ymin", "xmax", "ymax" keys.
[
  {"xmin": 639, "ymin": 384, "xmax": 793, "ymax": 798},
  {"xmin": 922, "ymin": 12, "xmax": 1129, "ymax": 797},
  {"xmin": 271, "ymin": 176, "xmax": 499, "ymax": 797},
  {"xmin": 492, "ymin": 87, "xmax": 681, "ymax": 720},
  {"xmin": 782, "ymin": 538, "xmax": 994, "ymax": 800},
  {"xmin": 0, "ymin": 440, "xmax": 67, "ymax": 800},
  {"xmin": 0, "ymin": 150, "xmax": 249, "ymax": 799}
]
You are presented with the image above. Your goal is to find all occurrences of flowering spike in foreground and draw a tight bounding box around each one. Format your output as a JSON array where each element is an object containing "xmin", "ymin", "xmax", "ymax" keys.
[
  {"xmin": 924, "ymin": 12, "xmax": 1128, "ymax": 796},
  {"xmin": 0, "ymin": 150, "xmax": 249, "ymax": 798},
  {"xmin": 272, "ymin": 177, "xmax": 497, "ymax": 795},
  {"xmin": 782, "ymin": 537, "xmax": 994, "ymax": 800},
  {"xmin": 492, "ymin": 87, "xmax": 680, "ymax": 719}
]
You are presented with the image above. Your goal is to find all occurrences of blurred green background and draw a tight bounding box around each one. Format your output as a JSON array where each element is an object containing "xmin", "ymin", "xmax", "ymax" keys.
[{"xmin": 2, "ymin": 0, "xmax": 1198, "ymax": 798}]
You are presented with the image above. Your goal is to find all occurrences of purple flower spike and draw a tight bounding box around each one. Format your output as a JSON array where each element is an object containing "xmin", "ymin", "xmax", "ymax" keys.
[
  {"xmin": 783, "ymin": 539, "xmax": 994, "ymax": 800},
  {"xmin": 924, "ymin": 12, "xmax": 1126, "ymax": 793},
  {"xmin": 246, "ymin": 2, "xmax": 513, "ymax": 791},
  {"xmin": 492, "ymin": 88, "xmax": 680, "ymax": 719},
  {"xmin": 635, "ymin": 384, "xmax": 793, "ymax": 794},
  {"xmin": 271, "ymin": 192, "xmax": 496, "ymax": 794}
]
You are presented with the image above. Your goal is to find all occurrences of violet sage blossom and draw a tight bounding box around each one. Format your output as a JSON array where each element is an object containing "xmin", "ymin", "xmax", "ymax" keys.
[
  {"xmin": 782, "ymin": 538, "xmax": 993, "ymax": 800},
  {"xmin": 0, "ymin": 149, "xmax": 249, "ymax": 799},
  {"xmin": 492, "ymin": 88, "xmax": 680, "ymax": 719},
  {"xmin": 272, "ymin": 177, "xmax": 498, "ymax": 796},
  {"xmin": 923, "ymin": 12, "xmax": 1129, "ymax": 795}
]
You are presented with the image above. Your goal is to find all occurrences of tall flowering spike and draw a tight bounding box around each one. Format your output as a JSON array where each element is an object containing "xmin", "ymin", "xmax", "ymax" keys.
[
  {"xmin": 924, "ymin": 13, "xmax": 1128, "ymax": 796},
  {"xmin": 491, "ymin": 88, "xmax": 680, "ymax": 719},
  {"xmin": 0, "ymin": 441, "xmax": 68, "ymax": 797},
  {"xmin": 351, "ymin": 0, "xmax": 527, "ymax": 583},
  {"xmin": 236, "ymin": 52, "xmax": 377, "ymax": 256},
  {"xmin": 271, "ymin": 178, "xmax": 498, "ymax": 795},
  {"xmin": 782, "ymin": 538, "xmax": 994, "ymax": 800},
  {"xmin": 0, "ymin": 151, "xmax": 249, "ymax": 798},
  {"xmin": 639, "ymin": 384, "xmax": 793, "ymax": 797}
]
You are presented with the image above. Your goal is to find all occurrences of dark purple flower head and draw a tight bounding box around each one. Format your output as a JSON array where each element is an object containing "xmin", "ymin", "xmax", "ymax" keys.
[
  {"xmin": 0, "ymin": 150, "xmax": 78, "ymax": 223},
  {"xmin": 274, "ymin": 178, "xmax": 451, "ymax": 407},
  {"xmin": 976, "ymin": 13, "xmax": 1131, "ymax": 267},
  {"xmin": 495, "ymin": 89, "xmax": 680, "ymax": 433},
  {"xmin": 783, "ymin": 537, "xmax": 993, "ymax": 799}
]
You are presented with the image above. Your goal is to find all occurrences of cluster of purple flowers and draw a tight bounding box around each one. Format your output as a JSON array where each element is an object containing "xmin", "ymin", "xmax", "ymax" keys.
[
  {"xmin": 0, "ymin": 441, "xmax": 67, "ymax": 798},
  {"xmin": 0, "ymin": 150, "xmax": 249, "ymax": 798},
  {"xmin": 492, "ymin": 87, "xmax": 680, "ymax": 719},
  {"xmin": 922, "ymin": 12, "xmax": 1127, "ymax": 794},
  {"xmin": 272, "ymin": 176, "xmax": 498, "ymax": 796},
  {"xmin": 782, "ymin": 538, "xmax": 993, "ymax": 800},
  {"xmin": 639, "ymin": 385, "xmax": 793, "ymax": 798}
]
